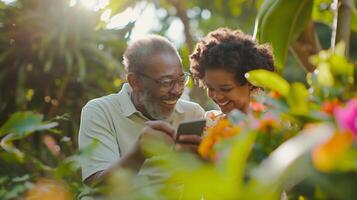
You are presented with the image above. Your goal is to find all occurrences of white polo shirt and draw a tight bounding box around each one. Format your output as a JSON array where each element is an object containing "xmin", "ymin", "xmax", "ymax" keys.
[{"xmin": 79, "ymin": 83, "xmax": 205, "ymax": 181}]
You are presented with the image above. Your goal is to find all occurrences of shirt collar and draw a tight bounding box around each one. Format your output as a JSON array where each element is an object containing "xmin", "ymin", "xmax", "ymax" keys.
[
  {"xmin": 117, "ymin": 83, "xmax": 185, "ymax": 117},
  {"xmin": 117, "ymin": 83, "xmax": 138, "ymax": 117}
]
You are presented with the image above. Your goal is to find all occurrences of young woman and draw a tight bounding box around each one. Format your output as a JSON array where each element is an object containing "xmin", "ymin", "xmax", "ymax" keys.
[{"xmin": 190, "ymin": 27, "xmax": 275, "ymax": 116}]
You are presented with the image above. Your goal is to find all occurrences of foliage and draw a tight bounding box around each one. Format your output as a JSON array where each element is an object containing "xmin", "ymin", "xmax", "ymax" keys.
[
  {"xmin": 0, "ymin": 111, "xmax": 100, "ymax": 199},
  {"xmin": 254, "ymin": 0, "xmax": 313, "ymax": 72},
  {"xmin": 0, "ymin": 0, "xmax": 130, "ymax": 139},
  {"xmin": 0, "ymin": 0, "xmax": 129, "ymax": 198},
  {"xmin": 105, "ymin": 43, "xmax": 356, "ymax": 200},
  {"xmin": 0, "ymin": 0, "xmax": 356, "ymax": 199}
]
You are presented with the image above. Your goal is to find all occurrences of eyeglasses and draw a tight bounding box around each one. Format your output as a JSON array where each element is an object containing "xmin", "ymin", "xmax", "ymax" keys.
[{"xmin": 135, "ymin": 71, "xmax": 190, "ymax": 89}]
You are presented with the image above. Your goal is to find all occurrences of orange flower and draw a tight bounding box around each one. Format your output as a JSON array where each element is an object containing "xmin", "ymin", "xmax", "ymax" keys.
[
  {"xmin": 26, "ymin": 179, "xmax": 71, "ymax": 200},
  {"xmin": 269, "ymin": 91, "xmax": 282, "ymax": 99},
  {"xmin": 199, "ymin": 119, "xmax": 240, "ymax": 160},
  {"xmin": 312, "ymin": 130, "xmax": 353, "ymax": 172},
  {"xmin": 258, "ymin": 118, "xmax": 277, "ymax": 132},
  {"xmin": 321, "ymin": 99, "xmax": 340, "ymax": 116},
  {"xmin": 250, "ymin": 101, "xmax": 267, "ymax": 112}
]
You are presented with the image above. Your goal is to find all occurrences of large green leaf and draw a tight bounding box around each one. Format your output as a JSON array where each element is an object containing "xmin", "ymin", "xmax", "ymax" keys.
[
  {"xmin": 246, "ymin": 69, "xmax": 290, "ymax": 96},
  {"xmin": 224, "ymin": 131, "xmax": 257, "ymax": 193},
  {"xmin": 286, "ymin": 82, "xmax": 309, "ymax": 115},
  {"xmin": 255, "ymin": 0, "xmax": 313, "ymax": 71},
  {"xmin": 245, "ymin": 123, "xmax": 334, "ymax": 200},
  {"xmin": 0, "ymin": 111, "xmax": 58, "ymax": 140}
]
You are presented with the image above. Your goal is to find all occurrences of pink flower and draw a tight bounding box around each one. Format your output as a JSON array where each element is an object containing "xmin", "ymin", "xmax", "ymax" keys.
[{"xmin": 334, "ymin": 99, "xmax": 357, "ymax": 137}]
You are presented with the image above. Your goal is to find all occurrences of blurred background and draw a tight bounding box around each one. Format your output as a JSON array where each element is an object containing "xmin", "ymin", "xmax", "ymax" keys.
[
  {"xmin": 1, "ymin": 0, "xmax": 356, "ymax": 145},
  {"xmin": 0, "ymin": 0, "xmax": 356, "ymax": 198}
]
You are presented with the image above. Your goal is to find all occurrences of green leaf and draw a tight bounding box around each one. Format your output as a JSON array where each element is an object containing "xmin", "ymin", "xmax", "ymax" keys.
[
  {"xmin": 312, "ymin": 0, "xmax": 334, "ymax": 25},
  {"xmin": 317, "ymin": 62, "xmax": 334, "ymax": 87},
  {"xmin": 246, "ymin": 123, "xmax": 335, "ymax": 199},
  {"xmin": 286, "ymin": 82, "xmax": 309, "ymax": 115},
  {"xmin": 246, "ymin": 69, "xmax": 290, "ymax": 96},
  {"xmin": 106, "ymin": 0, "xmax": 137, "ymax": 17},
  {"xmin": 0, "ymin": 111, "xmax": 58, "ymax": 140},
  {"xmin": 330, "ymin": 42, "xmax": 354, "ymax": 81},
  {"xmin": 0, "ymin": 134, "xmax": 25, "ymax": 162},
  {"xmin": 334, "ymin": 41, "xmax": 346, "ymax": 56},
  {"xmin": 330, "ymin": 55, "xmax": 354, "ymax": 78},
  {"xmin": 225, "ymin": 131, "xmax": 257, "ymax": 192},
  {"xmin": 255, "ymin": 0, "xmax": 313, "ymax": 71}
]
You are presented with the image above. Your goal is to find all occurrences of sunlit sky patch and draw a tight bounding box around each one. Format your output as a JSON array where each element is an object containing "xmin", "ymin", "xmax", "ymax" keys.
[
  {"xmin": 0, "ymin": 0, "xmax": 186, "ymax": 46},
  {"xmin": 74, "ymin": 0, "xmax": 185, "ymax": 46},
  {"xmin": 1, "ymin": 0, "xmax": 16, "ymax": 4}
]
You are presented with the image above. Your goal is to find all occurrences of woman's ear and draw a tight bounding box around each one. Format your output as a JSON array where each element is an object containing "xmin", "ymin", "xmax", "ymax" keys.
[{"xmin": 127, "ymin": 73, "xmax": 142, "ymax": 92}]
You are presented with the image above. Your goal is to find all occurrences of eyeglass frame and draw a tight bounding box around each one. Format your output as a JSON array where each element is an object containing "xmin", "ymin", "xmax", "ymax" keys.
[{"xmin": 133, "ymin": 71, "xmax": 190, "ymax": 90}]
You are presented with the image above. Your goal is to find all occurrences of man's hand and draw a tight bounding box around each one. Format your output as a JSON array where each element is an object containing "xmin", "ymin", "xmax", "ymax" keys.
[
  {"xmin": 175, "ymin": 134, "xmax": 202, "ymax": 153},
  {"xmin": 138, "ymin": 121, "xmax": 176, "ymax": 156},
  {"xmin": 140, "ymin": 121, "xmax": 203, "ymax": 153}
]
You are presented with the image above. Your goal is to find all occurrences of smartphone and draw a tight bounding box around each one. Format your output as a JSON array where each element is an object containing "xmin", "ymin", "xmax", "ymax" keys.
[{"xmin": 176, "ymin": 119, "xmax": 206, "ymax": 140}]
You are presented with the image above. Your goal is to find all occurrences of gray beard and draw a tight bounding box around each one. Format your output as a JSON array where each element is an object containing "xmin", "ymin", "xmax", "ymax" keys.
[{"xmin": 138, "ymin": 90, "xmax": 174, "ymax": 121}]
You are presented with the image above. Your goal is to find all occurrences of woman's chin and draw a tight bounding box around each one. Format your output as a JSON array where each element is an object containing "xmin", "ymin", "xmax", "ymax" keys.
[{"xmin": 219, "ymin": 105, "xmax": 233, "ymax": 114}]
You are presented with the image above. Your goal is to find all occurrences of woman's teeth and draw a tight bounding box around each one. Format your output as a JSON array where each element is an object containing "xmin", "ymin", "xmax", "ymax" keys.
[{"xmin": 217, "ymin": 101, "xmax": 230, "ymax": 106}]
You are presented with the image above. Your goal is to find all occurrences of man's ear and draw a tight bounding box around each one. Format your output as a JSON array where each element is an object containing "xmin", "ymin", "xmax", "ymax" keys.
[{"xmin": 127, "ymin": 73, "xmax": 142, "ymax": 92}]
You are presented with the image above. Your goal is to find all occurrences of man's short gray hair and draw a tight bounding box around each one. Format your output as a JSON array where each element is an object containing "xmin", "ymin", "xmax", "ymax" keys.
[{"xmin": 123, "ymin": 35, "xmax": 181, "ymax": 72}]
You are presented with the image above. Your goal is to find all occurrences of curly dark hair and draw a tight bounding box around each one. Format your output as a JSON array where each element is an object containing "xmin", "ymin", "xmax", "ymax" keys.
[{"xmin": 190, "ymin": 28, "xmax": 275, "ymax": 87}]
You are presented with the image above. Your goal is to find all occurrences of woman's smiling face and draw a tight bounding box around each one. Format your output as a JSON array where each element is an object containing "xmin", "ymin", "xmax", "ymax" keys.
[{"xmin": 204, "ymin": 69, "xmax": 250, "ymax": 114}]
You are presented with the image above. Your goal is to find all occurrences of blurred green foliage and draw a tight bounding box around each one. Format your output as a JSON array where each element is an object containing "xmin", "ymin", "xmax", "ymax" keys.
[
  {"xmin": 0, "ymin": 0, "xmax": 356, "ymax": 199},
  {"xmin": 106, "ymin": 42, "xmax": 356, "ymax": 200},
  {"xmin": 0, "ymin": 0, "xmax": 130, "ymax": 143}
]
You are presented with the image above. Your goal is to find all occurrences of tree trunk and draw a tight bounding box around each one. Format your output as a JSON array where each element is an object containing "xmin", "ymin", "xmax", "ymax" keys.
[
  {"xmin": 332, "ymin": 0, "xmax": 353, "ymax": 56},
  {"xmin": 166, "ymin": 0, "xmax": 207, "ymax": 108},
  {"xmin": 166, "ymin": 0, "xmax": 194, "ymax": 53},
  {"xmin": 291, "ymin": 21, "xmax": 321, "ymax": 72}
]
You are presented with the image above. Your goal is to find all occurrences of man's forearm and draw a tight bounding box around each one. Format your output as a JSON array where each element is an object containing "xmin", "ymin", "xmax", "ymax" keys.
[{"xmin": 84, "ymin": 141, "xmax": 146, "ymax": 186}]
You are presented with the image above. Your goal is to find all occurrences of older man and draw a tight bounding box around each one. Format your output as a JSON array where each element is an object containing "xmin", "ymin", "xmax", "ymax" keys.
[{"xmin": 79, "ymin": 35, "xmax": 205, "ymax": 185}]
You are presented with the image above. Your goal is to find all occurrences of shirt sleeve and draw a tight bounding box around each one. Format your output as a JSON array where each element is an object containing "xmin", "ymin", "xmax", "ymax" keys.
[
  {"xmin": 78, "ymin": 101, "xmax": 120, "ymax": 181},
  {"xmin": 194, "ymin": 104, "xmax": 206, "ymax": 119}
]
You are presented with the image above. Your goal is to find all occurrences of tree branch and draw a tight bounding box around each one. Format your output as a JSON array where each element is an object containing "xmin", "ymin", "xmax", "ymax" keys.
[
  {"xmin": 334, "ymin": 0, "xmax": 353, "ymax": 56},
  {"xmin": 166, "ymin": 0, "xmax": 207, "ymax": 107},
  {"xmin": 291, "ymin": 21, "xmax": 321, "ymax": 72},
  {"xmin": 166, "ymin": 0, "xmax": 194, "ymax": 52}
]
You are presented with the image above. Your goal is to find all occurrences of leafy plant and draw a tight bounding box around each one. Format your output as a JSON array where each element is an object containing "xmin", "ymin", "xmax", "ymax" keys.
[
  {"xmin": 0, "ymin": 0, "xmax": 130, "ymax": 140},
  {"xmin": 103, "ymin": 42, "xmax": 356, "ymax": 200},
  {"xmin": 0, "ymin": 111, "xmax": 100, "ymax": 199}
]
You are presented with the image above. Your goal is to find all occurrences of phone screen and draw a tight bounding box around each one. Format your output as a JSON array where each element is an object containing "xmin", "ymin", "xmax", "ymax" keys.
[{"xmin": 176, "ymin": 119, "xmax": 206, "ymax": 139}]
